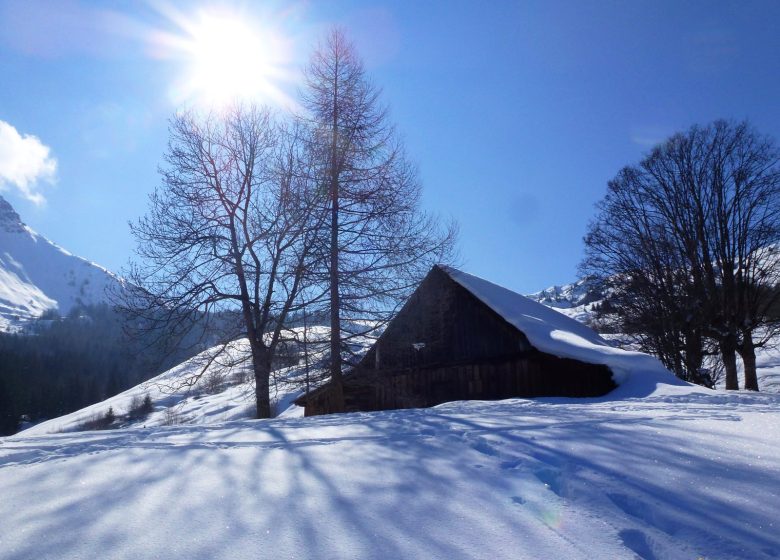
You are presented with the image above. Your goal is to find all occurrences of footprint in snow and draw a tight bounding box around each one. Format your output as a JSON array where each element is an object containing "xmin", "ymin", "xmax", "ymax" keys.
[
  {"xmin": 533, "ymin": 467, "xmax": 564, "ymax": 497},
  {"xmin": 500, "ymin": 459, "xmax": 523, "ymax": 470},
  {"xmin": 471, "ymin": 438, "xmax": 500, "ymax": 457},
  {"xmin": 618, "ymin": 528, "xmax": 658, "ymax": 560}
]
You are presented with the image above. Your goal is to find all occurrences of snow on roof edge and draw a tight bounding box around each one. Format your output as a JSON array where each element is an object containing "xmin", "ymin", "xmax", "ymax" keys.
[{"xmin": 438, "ymin": 265, "xmax": 688, "ymax": 393}]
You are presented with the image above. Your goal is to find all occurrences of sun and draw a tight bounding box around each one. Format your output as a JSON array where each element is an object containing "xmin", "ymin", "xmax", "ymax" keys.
[{"xmin": 163, "ymin": 9, "xmax": 294, "ymax": 108}]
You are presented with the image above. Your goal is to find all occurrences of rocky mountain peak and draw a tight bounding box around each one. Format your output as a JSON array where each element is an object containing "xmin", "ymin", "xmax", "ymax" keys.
[
  {"xmin": 526, "ymin": 276, "xmax": 602, "ymax": 309},
  {"xmin": 0, "ymin": 195, "xmax": 26, "ymax": 233}
]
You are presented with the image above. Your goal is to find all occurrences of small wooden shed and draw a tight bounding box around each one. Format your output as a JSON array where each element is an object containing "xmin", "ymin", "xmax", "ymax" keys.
[{"xmin": 296, "ymin": 265, "xmax": 616, "ymax": 416}]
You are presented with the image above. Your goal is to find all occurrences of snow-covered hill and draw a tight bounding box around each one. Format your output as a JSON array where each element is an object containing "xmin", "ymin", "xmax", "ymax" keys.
[
  {"xmin": 20, "ymin": 326, "xmax": 343, "ymax": 436},
  {"xmin": 22, "ymin": 264, "xmax": 687, "ymax": 437},
  {"xmin": 0, "ymin": 195, "xmax": 120, "ymax": 331},
  {"xmin": 3, "ymin": 383, "xmax": 779, "ymax": 559},
  {"xmin": 8, "ymin": 272, "xmax": 780, "ymax": 558}
]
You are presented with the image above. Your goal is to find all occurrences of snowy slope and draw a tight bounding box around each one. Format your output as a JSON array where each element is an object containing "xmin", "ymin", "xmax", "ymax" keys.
[
  {"xmin": 19, "ymin": 326, "xmax": 348, "ymax": 436},
  {"xmin": 0, "ymin": 195, "xmax": 119, "ymax": 331},
  {"xmin": 24, "ymin": 267, "xmax": 686, "ymax": 436},
  {"xmin": 20, "ymin": 340, "xmax": 260, "ymax": 436},
  {"xmin": 24, "ymin": 267, "xmax": 687, "ymax": 436},
  {"xmin": 20, "ymin": 331, "xmax": 322, "ymax": 436},
  {"xmin": 748, "ymin": 343, "xmax": 780, "ymax": 393},
  {"xmin": 2, "ymin": 385, "xmax": 779, "ymax": 560}
]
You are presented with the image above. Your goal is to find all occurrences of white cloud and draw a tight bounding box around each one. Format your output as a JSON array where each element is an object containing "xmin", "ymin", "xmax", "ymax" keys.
[{"xmin": 0, "ymin": 120, "xmax": 57, "ymax": 205}]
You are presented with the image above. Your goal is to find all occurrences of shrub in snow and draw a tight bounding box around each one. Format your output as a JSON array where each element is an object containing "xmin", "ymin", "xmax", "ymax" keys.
[
  {"xmin": 162, "ymin": 407, "xmax": 184, "ymax": 426},
  {"xmin": 202, "ymin": 369, "xmax": 226, "ymax": 394},
  {"xmin": 77, "ymin": 407, "xmax": 116, "ymax": 431},
  {"xmin": 231, "ymin": 367, "xmax": 251, "ymax": 384},
  {"xmin": 127, "ymin": 394, "xmax": 154, "ymax": 420}
]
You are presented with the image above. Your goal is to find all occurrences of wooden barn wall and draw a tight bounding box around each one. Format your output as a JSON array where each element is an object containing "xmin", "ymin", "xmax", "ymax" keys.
[
  {"xmin": 362, "ymin": 267, "xmax": 531, "ymax": 371},
  {"xmin": 303, "ymin": 352, "xmax": 615, "ymax": 416}
]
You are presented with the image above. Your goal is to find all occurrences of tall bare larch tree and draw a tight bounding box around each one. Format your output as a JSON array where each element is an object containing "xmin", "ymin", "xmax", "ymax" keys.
[{"xmin": 301, "ymin": 28, "xmax": 457, "ymax": 409}]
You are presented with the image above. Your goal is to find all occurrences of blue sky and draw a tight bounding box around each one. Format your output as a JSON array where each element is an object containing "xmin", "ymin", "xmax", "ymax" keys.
[{"xmin": 1, "ymin": 0, "xmax": 779, "ymax": 294}]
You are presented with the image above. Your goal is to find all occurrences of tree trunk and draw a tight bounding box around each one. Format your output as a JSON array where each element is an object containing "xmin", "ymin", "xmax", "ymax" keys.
[
  {"xmin": 327, "ymin": 59, "xmax": 345, "ymax": 413},
  {"xmin": 683, "ymin": 332, "xmax": 706, "ymax": 386},
  {"xmin": 252, "ymin": 344, "xmax": 273, "ymax": 418},
  {"xmin": 720, "ymin": 336, "xmax": 740, "ymax": 390},
  {"xmin": 328, "ymin": 177, "xmax": 345, "ymax": 411},
  {"xmin": 739, "ymin": 330, "xmax": 759, "ymax": 391}
]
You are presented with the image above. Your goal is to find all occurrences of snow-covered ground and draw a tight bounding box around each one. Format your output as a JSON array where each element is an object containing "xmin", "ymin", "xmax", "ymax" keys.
[
  {"xmin": 2, "ymin": 382, "xmax": 779, "ymax": 560},
  {"xmin": 751, "ymin": 343, "xmax": 780, "ymax": 393},
  {"xmin": 19, "ymin": 322, "xmax": 376, "ymax": 436},
  {"xmin": 5, "ymin": 269, "xmax": 780, "ymax": 558}
]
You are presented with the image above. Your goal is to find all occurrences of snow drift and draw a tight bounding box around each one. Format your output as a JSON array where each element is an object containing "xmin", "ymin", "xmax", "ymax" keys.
[{"xmin": 3, "ymin": 387, "xmax": 779, "ymax": 559}]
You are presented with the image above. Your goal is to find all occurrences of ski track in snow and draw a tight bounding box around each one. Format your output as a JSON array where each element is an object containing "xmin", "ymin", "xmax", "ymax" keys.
[{"xmin": 2, "ymin": 391, "xmax": 779, "ymax": 560}]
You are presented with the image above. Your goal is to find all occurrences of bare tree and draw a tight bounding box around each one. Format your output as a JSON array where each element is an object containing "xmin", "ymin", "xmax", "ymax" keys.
[
  {"xmin": 584, "ymin": 120, "xmax": 780, "ymax": 390},
  {"xmin": 582, "ymin": 166, "xmax": 714, "ymax": 385},
  {"xmin": 300, "ymin": 28, "xmax": 458, "ymax": 410},
  {"xmin": 122, "ymin": 105, "xmax": 322, "ymax": 417},
  {"xmin": 699, "ymin": 122, "xmax": 780, "ymax": 390}
]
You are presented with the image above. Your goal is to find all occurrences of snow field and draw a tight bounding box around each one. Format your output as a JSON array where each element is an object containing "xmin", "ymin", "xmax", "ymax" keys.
[
  {"xmin": 2, "ymin": 388, "xmax": 779, "ymax": 559},
  {"xmin": 6, "ymin": 266, "xmax": 780, "ymax": 559}
]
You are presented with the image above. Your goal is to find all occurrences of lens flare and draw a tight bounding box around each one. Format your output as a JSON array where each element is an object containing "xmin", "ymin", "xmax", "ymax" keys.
[{"xmin": 151, "ymin": 7, "xmax": 296, "ymax": 109}]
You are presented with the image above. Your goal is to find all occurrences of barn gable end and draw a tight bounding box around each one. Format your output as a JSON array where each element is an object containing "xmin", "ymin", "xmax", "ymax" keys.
[
  {"xmin": 363, "ymin": 265, "xmax": 533, "ymax": 371},
  {"xmin": 297, "ymin": 266, "xmax": 616, "ymax": 416}
]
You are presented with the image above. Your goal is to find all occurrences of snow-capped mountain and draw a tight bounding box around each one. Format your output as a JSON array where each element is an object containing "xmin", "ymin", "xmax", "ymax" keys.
[
  {"xmin": 526, "ymin": 276, "xmax": 601, "ymax": 309},
  {"xmin": 0, "ymin": 195, "xmax": 120, "ymax": 331},
  {"xmin": 525, "ymin": 276, "xmax": 604, "ymax": 323}
]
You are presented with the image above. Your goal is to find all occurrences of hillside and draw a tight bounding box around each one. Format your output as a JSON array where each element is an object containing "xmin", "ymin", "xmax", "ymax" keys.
[
  {"xmin": 22, "ymin": 265, "xmax": 682, "ymax": 436},
  {"xmin": 21, "ymin": 270, "xmax": 779, "ymax": 436},
  {"xmin": 20, "ymin": 326, "xmax": 340, "ymax": 436},
  {"xmin": 7, "ymin": 274, "xmax": 780, "ymax": 559},
  {"xmin": 0, "ymin": 195, "xmax": 119, "ymax": 331},
  {"xmin": 2, "ymin": 382, "xmax": 779, "ymax": 559}
]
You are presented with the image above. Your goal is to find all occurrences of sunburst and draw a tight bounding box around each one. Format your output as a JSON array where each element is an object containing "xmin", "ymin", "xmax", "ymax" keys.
[{"xmin": 154, "ymin": 8, "xmax": 295, "ymax": 109}]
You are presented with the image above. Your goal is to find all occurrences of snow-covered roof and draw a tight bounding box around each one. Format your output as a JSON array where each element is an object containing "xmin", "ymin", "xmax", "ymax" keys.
[{"xmin": 439, "ymin": 266, "xmax": 685, "ymax": 393}]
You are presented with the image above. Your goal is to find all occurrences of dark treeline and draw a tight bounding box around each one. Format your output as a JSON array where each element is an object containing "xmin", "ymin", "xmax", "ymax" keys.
[{"xmin": 0, "ymin": 304, "xmax": 200, "ymax": 435}]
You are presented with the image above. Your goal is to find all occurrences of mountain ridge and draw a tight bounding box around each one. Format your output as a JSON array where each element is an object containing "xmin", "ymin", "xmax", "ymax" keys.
[
  {"xmin": 524, "ymin": 276, "xmax": 605, "ymax": 324},
  {"xmin": 0, "ymin": 195, "xmax": 120, "ymax": 331}
]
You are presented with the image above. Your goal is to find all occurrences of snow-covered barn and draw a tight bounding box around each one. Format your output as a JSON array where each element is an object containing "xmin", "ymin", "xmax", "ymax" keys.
[{"xmin": 296, "ymin": 265, "xmax": 636, "ymax": 416}]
